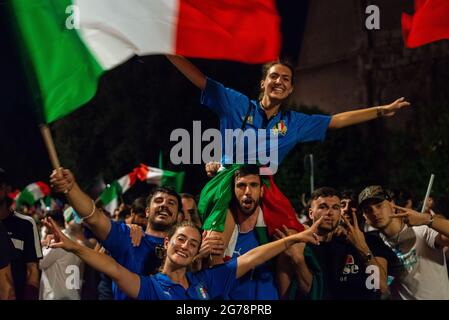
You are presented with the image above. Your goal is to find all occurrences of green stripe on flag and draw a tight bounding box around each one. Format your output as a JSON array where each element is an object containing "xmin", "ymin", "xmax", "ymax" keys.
[
  {"xmin": 10, "ymin": 0, "xmax": 104, "ymax": 123},
  {"xmin": 16, "ymin": 188, "xmax": 36, "ymax": 207},
  {"xmin": 161, "ymin": 171, "xmax": 185, "ymax": 193},
  {"xmin": 100, "ymin": 180, "xmax": 123, "ymax": 206}
]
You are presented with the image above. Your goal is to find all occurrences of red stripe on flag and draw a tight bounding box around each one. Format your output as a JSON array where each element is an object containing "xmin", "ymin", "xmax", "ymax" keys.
[
  {"xmin": 175, "ymin": 0, "xmax": 281, "ymax": 63},
  {"xmin": 136, "ymin": 164, "xmax": 150, "ymax": 182},
  {"xmin": 402, "ymin": 0, "xmax": 449, "ymax": 48},
  {"xmin": 36, "ymin": 181, "xmax": 51, "ymax": 196},
  {"xmin": 261, "ymin": 176, "xmax": 304, "ymax": 236}
]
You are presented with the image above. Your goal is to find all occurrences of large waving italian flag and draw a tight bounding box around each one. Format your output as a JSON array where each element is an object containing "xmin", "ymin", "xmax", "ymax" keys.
[{"xmin": 10, "ymin": 0, "xmax": 281, "ymax": 123}]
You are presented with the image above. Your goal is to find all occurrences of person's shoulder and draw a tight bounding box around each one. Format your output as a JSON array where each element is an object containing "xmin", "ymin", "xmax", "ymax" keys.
[
  {"xmin": 11, "ymin": 211, "xmax": 38, "ymax": 229},
  {"xmin": 142, "ymin": 233, "xmax": 164, "ymax": 246}
]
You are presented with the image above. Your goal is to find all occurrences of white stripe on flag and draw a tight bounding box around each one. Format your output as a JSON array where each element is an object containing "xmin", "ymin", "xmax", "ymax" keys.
[{"xmin": 75, "ymin": 0, "xmax": 179, "ymax": 69}]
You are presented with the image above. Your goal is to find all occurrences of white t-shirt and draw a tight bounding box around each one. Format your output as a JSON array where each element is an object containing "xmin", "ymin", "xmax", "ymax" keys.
[
  {"xmin": 39, "ymin": 230, "xmax": 84, "ymax": 300},
  {"xmin": 381, "ymin": 225, "xmax": 449, "ymax": 300}
]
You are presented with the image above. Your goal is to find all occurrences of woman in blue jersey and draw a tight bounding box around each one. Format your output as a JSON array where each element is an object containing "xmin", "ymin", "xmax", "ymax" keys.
[{"xmin": 42, "ymin": 217, "xmax": 322, "ymax": 300}]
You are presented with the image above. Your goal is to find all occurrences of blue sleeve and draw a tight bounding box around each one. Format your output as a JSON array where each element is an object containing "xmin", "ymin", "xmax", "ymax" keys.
[
  {"xmin": 292, "ymin": 113, "xmax": 331, "ymax": 143},
  {"xmin": 137, "ymin": 276, "xmax": 157, "ymax": 300},
  {"xmin": 101, "ymin": 221, "xmax": 132, "ymax": 259},
  {"xmin": 200, "ymin": 78, "xmax": 250, "ymax": 118},
  {"xmin": 197, "ymin": 258, "xmax": 238, "ymax": 299}
]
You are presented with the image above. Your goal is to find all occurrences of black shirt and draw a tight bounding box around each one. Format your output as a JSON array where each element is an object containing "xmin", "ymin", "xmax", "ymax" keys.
[
  {"xmin": 1, "ymin": 211, "xmax": 42, "ymax": 299},
  {"xmin": 308, "ymin": 233, "xmax": 393, "ymax": 300},
  {"xmin": 0, "ymin": 221, "xmax": 16, "ymax": 269}
]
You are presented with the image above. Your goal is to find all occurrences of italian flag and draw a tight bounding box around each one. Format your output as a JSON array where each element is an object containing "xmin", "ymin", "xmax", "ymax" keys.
[
  {"xmin": 402, "ymin": 0, "xmax": 449, "ymax": 48},
  {"xmin": 99, "ymin": 171, "xmax": 137, "ymax": 214},
  {"xmin": 10, "ymin": 0, "xmax": 281, "ymax": 123},
  {"xmin": 198, "ymin": 164, "xmax": 303, "ymax": 235},
  {"xmin": 15, "ymin": 182, "xmax": 51, "ymax": 207},
  {"xmin": 135, "ymin": 163, "xmax": 185, "ymax": 193}
]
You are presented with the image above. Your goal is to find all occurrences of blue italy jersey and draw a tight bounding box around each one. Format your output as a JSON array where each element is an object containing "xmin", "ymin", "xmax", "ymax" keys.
[
  {"xmin": 138, "ymin": 258, "xmax": 237, "ymax": 300},
  {"xmin": 226, "ymin": 230, "xmax": 279, "ymax": 300},
  {"xmin": 201, "ymin": 78, "xmax": 331, "ymax": 168},
  {"xmin": 102, "ymin": 221, "xmax": 164, "ymax": 300}
]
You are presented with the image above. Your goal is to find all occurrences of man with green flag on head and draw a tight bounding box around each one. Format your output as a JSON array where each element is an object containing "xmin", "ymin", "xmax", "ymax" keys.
[{"xmin": 198, "ymin": 164, "xmax": 317, "ymax": 299}]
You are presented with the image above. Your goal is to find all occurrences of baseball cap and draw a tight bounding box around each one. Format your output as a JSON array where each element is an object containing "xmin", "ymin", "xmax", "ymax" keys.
[{"xmin": 358, "ymin": 185, "xmax": 390, "ymax": 207}]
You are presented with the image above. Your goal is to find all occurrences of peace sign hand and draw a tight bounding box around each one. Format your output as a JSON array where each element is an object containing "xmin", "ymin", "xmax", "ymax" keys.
[
  {"xmin": 340, "ymin": 208, "xmax": 370, "ymax": 253},
  {"xmin": 391, "ymin": 204, "xmax": 431, "ymax": 226}
]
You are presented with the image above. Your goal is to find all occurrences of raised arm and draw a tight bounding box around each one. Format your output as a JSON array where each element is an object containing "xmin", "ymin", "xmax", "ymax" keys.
[
  {"xmin": 275, "ymin": 227, "xmax": 314, "ymax": 298},
  {"xmin": 236, "ymin": 218, "xmax": 322, "ymax": 279},
  {"xmin": 43, "ymin": 217, "xmax": 140, "ymax": 299},
  {"xmin": 166, "ymin": 55, "xmax": 207, "ymax": 90},
  {"xmin": 393, "ymin": 204, "xmax": 449, "ymax": 247},
  {"xmin": 50, "ymin": 168, "xmax": 111, "ymax": 241},
  {"xmin": 328, "ymin": 97, "xmax": 410, "ymax": 129}
]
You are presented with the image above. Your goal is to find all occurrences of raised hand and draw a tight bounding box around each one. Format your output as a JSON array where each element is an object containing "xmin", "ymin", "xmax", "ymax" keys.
[
  {"xmin": 128, "ymin": 224, "xmax": 145, "ymax": 247},
  {"xmin": 41, "ymin": 217, "xmax": 79, "ymax": 252},
  {"xmin": 391, "ymin": 204, "xmax": 431, "ymax": 226},
  {"xmin": 382, "ymin": 97, "xmax": 411, "ymax": 117},
  {"xmin": 340, "ymin": 208, "xmax": 369, "ymax": 252},
  {"xmin": 50, "ymin": 168, "xmax": 75, "ymax": 194},
  {"xmin": 195, "ymin": 230, "xmax": 225, "ymax": 261},
  {"xmin": 294, "ymin": 217, "xmax": 323, "ymax": 245},
  {"xmin": 274, "ymin": 225, "xmax": 306, "ymax": 259},
  {"xmin": 205, "ymin": 162, "xmax": 221, "ymax": 178}
]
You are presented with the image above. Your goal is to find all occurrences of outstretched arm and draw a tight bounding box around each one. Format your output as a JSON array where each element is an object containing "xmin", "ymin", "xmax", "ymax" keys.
[
  {"xmin": 392, "ymin": 204, "xmax": 449, "ymax": 247},
  {"xmin": 43, "ymin": 217, "xmax": 140, "ymax": 299},
  {"xmin": 50, "ymin": 168, "xmax": 111, "ymax": 241},
  {"xmin": 236, "ymin": 218, "xmax": 322, "ymax": 279},
  {"xmin": 328, "ymin": 97, "xmax": 410, "ymax": 129},
  {"xmin": 166, "ymin": 55, "xmax": 207, "ymax": 90},
  {"xmin": 275, "ymin": 227, "xmax": 314, "ymax": 297}
]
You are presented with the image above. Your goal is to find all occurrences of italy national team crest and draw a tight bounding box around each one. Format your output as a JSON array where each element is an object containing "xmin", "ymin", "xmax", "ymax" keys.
[
  {"xmin": 196, "ymin": 285, "xmax": 209, "ymax": 299},
  {"xmin": 271, "ymin": 120, "xmax": 287, "ymax": 136}
]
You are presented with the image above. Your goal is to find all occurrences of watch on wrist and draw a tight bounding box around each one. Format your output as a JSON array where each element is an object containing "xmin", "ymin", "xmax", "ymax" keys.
[{"xmin": 363, "ymin": 251, "xmax": 373, "ymax": 263}]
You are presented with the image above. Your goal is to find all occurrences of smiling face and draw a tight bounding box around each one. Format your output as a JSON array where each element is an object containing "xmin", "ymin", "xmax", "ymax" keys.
[
  {"xmin": 260, "ymin": 64, "xmax": 294, "ymax": 103},
  {"xmin": 164, "ymin": 226, "xmax": 201, "ymax": 267},
  {"xmin": 146, "ymin": 192, "xmax": 179, "ymax": 231},
  {"xmin": 234, "ymin": 174, "xmax": 263, "ymax": 216}
]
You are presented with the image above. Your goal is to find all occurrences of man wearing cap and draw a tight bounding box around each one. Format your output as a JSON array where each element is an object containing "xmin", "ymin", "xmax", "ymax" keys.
[
  {"xmin": 0, "ymin": 168, "xmax": 42, "ymax": 300},
  {"xmin": 282, "ymin": 187, "xmax": 393, "ymax": 299},
  {"xmin": 359, "ymin": 185, "xmax": 449, "ymax": 299}
]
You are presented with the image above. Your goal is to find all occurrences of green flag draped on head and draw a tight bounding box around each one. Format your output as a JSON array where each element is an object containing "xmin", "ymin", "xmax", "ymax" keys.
[
  {"xmin": 198, "ymin": 164, "xmax": 242, "ymax": 232},
  {"xmin": 198, "ymin": 164, "xmax": 304, "ymax": 235}
]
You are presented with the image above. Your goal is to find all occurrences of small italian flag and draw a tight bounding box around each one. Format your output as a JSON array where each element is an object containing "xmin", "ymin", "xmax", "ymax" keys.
[
  {"xmin": 15, "ymin": 182, "xmax": 51, "ymax": 208},
  {"xmin": 135, "ymin": 163, "xmax": 185, "ymax": 193},
  {"xmin": 99, "ymin": 171, "xmax": 137, "ymax": 214},
  {"xmin": 10, "ymin": 0, "xmax": 281, "ymax": 123}
]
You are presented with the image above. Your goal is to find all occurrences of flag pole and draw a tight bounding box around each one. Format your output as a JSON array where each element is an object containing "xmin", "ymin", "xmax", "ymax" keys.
[
  {"xmin": 39, "ymin": 124, "xmax": 61, "ymax": 170},
  {"xmin": 421, "ymin": 173, "xmax": 435, "ymax": 213}
]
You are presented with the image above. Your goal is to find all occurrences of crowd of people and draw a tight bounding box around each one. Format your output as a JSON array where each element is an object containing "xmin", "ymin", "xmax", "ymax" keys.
[{"xmin": 1, "ymin": 56, "xmax": 448, "ymax": 300}]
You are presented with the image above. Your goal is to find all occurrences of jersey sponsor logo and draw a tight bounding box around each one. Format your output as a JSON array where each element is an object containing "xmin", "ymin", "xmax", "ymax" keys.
[
  {"xmin": 271, "ymin": 120, "xmax": 287, "ymax": 136},
  {"xmin": 342, "ymin": 254, "xmax": 360, "ymax": 275}
]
